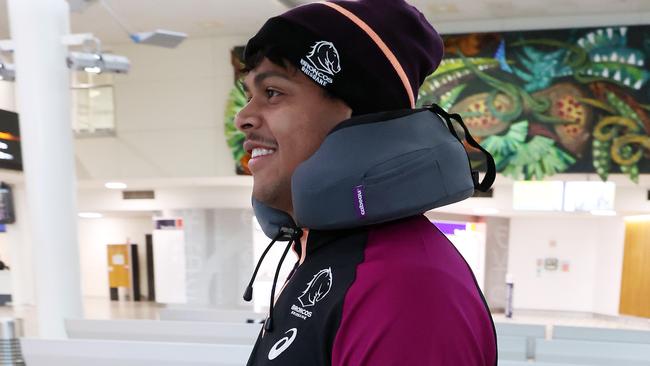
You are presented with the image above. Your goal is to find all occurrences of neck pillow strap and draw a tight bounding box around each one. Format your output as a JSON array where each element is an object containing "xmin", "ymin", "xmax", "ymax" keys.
[{"xmin": 428, "ymin": 104, "xmax": 496, "ymax": 193}]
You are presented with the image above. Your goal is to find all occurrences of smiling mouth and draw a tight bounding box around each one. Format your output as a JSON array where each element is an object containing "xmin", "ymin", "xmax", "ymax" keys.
[{"xmin": 251, "ymin": 148, "xmax": 277, "ymax": 159}]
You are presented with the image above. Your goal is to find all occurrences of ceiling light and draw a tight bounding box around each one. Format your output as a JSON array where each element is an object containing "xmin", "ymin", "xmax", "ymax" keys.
[
  {"xmin": 93, "ymin": 0, "xmax": 187, "ymax": 48},
  {"xmin": 473, "ymin": 207, "xmax": 500, "ymax": 215},
  {"xmin": 590, "ymin": 210, "xmax": 617, "ymax": 216},
  {"xmin": 105, "ymin": 182, "xmax": 127, "ymax": 190},
  {"xmin": 199, "ymin": 21, "xmax": 223, "ymax": 29},
  {"xmin": 69, "ymin": 0, "xmax": 95, "ymax": 13},
  {"xmin": 79, "ymin": 212, "xmax": 103, "ymax": 219},
  {"xmin": 130, "ymin": 30, "xmax": 187, "ymax": 49}
]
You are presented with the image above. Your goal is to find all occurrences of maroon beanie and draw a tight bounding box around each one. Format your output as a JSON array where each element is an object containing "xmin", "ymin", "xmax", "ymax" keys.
[{"xmin": 244, "ymin": 0, "xmax": 444, "ymax": 115}]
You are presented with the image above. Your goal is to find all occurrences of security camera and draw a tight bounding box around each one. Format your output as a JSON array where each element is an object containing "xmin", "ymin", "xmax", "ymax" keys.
[
  {"xmin": 67, "ymin": 51, "xmax": 129, "ymax": 74},
  {"xmin": 0, "ymin": 63, "xmax": 15, "ymax": 81}
]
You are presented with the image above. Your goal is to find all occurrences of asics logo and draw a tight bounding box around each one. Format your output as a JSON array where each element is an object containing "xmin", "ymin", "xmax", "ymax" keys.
[{"xmin": 268, "ymin": 328, "xmax": 297, "ymax": 360}]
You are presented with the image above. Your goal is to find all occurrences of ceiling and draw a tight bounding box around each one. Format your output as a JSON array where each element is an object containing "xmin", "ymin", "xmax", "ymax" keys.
[
  {"xmin": 0, "ymin": 0, "xmax": 287, "ymax": 44},
  {"xmin": 2, "ymin": 0, "xmax": 650, "ymax": 44}
]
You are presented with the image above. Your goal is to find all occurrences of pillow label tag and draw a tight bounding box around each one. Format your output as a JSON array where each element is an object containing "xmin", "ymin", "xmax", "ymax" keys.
[{"xmin": 354, "ymin": 185, "xmax": 367, "ymax": 218}]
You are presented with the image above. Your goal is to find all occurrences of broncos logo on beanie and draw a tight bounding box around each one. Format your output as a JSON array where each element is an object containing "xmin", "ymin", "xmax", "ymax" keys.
[{"xmin": 305, "ymin": 41, "xmax": 342, "ymax": 76}]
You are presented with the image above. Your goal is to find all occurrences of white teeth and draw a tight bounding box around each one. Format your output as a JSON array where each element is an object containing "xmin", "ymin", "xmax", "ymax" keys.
[
  {"xmin": 613, "ymin": 71, "xmax": 622, "ymax": 81},
  {"xmin": 251, "ymin": 148, "xmax": 276, "ymax": 158},
  {"xmin": 607, "ymin": 28, "xmax": 614, "ymax": 39},
  {"xmin": 634, "ymin": 80, "xmax": 643, "ymax": 90}
]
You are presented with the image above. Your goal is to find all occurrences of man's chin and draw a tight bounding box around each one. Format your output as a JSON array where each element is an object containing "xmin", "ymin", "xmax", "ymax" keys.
[
  {"xmin": 252, "ymin": 181, "xmax": 291, "ymax": 214},
  {"xmin": 252, "ymin": 181, "xmax": 278, "ymax": 207}
]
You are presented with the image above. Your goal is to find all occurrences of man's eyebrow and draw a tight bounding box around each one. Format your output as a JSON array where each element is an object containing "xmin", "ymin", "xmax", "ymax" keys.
[
  {"xmin": 254, "ymin": 71, "xmax": 291, "ymax": 86},
  {"xmin": 241, "ymin": 71, "xmax": 290, "ymax": 94}
]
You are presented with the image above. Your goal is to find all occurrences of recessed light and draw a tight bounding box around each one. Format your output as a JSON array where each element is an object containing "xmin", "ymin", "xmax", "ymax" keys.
[
  {"xmin": 590, "ymin": 210, "xmax": 617, "ymax": 216},
  {"xmin": 473, "ymin": 207, "xmax": 499, "ymax": 215},
  {"xmin": 428, "ymin": 3, "xmax": 459, "ymax": 14},
  {"xmin": 199, "ymin": 21, "xmax": 223, "ymax": 29},
  {"xmin": 105, "ymin": 182, "xmax": 127, "ymax": 190},
  {"xmin": 79, "ymin": 212, "xmax": 103, "ymax": 219}
]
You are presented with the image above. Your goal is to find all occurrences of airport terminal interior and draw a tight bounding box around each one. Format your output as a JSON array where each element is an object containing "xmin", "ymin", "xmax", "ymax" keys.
[{"xmin": 0, "ymin": 0, "xmax": 649, "ymax": 365}]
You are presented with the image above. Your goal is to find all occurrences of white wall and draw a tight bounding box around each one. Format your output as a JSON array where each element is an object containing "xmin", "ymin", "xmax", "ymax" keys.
[
  {"xmin": 508, "ymin": 216, "xmax": 625, "ymax": 314},
  {"xmin": 77, "ymin": 215, "xmax": 153, "ymax": 298},
  {"xmin": 0, "ymin": 81, "xmax": 15, "ymax": 111},
  {"xmin": 593, "ymin": 219, "xmax": 626, "ymax": 316},
  {"xmin": 74, "ymin": 35, "xmax": 247, "ymax": 180}
]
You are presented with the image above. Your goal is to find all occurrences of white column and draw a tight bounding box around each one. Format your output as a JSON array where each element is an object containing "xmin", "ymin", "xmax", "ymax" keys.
[
  {"xmin": 6, "ymin": 186, "xmax": 35, "ymax": 306},
  {"xmin": 7, "ymin": 0, "xmax": 82, "ymax": 337}
]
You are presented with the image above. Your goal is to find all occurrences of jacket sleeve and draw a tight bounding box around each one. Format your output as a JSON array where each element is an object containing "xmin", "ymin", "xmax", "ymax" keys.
[{"xmin": 330, "ymin": 263, "xmax": 496, "ymax": 366}]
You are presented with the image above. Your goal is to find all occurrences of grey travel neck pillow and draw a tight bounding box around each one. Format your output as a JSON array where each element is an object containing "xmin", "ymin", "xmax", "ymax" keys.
[{"xmin": 253, "ymin": 105, "xmax": 496, "ymax": 240}]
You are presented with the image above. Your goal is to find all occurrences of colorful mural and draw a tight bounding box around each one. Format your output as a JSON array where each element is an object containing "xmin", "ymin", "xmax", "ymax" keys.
[
  {"xmin": 419, "ymin": 26, "xmax": 650, "ymax": 183},
  {"xmin": 225, "ymin": 26, "xmax": 650, "ymax": 181},
  {"xmin": 224, "ymin": 47, "xmax": 250, "ymax": 175}
]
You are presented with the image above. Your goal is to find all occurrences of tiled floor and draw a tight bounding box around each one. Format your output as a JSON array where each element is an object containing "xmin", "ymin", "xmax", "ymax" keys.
[{"xmin": 2, "ymin": 297, "xmax": 649, "ymax": 337}]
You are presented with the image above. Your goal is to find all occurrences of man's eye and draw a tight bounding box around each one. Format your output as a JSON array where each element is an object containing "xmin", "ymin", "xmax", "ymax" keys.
[{"xmin": 266, "ymin": 89, "xmax": 282, "ymax": 99}]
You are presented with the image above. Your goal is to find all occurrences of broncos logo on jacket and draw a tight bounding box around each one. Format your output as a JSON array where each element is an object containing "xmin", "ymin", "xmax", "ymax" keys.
[{"xmin": 298, "ymin": 267, "xmax": 333, "ymax": 308}]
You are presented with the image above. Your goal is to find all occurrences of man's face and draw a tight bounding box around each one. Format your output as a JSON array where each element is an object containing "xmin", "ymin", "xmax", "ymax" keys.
[{"xmin": 236, "ymin": 58, "xmax": 352, "ymax": 216}]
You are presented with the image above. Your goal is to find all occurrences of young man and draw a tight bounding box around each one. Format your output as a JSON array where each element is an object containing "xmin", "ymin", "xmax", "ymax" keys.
[{"xmin": 236, "ymin": 0, "xmax": 498, "ymax": 365}]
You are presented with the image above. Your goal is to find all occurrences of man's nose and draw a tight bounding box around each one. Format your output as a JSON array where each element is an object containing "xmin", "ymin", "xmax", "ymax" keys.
[{"xmin": 235, "ymin": 102, "xmax": 262, "ymax": 132}]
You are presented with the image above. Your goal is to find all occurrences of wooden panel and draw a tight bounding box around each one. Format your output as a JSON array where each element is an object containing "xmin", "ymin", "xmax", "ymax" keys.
[
  {"xmin": 619, "ymin": 221, "xmax": 650, "ymax": 318},
  {"xmin": 107, "ymin": 244, "xmax": 131, "ymax": 289}
]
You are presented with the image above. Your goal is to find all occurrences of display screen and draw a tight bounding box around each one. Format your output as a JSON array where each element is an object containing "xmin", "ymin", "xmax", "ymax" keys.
[
  {"xmin": 0, "ymin": 109, "xmax": 22, "ymax": 171},
  {"xmin": 0, "ymin": 183, "xmax": 15, "ymax": 224}
]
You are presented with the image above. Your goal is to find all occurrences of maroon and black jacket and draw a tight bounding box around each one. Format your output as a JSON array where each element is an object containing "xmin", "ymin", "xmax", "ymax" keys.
[{"xmin": 246, "ymin": 215, "xmax": 498, "ymax": 365}]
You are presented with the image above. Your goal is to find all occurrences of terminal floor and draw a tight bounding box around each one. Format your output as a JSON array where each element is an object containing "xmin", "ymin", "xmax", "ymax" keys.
[{"xmin": 1, "ymin": 298, "xmax": 649, "ymax": 337}]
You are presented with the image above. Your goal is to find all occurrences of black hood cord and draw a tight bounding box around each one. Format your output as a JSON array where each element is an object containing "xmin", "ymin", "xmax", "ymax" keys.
[{"xmin": 243, "ymin": 226, "xmax": 303, "ymax": 333}]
